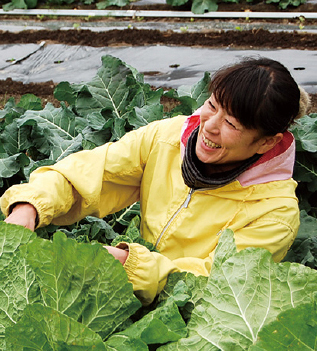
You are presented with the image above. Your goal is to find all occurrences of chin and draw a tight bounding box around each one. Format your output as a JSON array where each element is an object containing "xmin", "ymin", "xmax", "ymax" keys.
[{"xmin": 196, "ymin": 151, "xmax": 213, "ymax": 164}]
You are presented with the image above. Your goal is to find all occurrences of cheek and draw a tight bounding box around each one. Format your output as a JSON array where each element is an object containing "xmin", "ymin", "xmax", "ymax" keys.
[
  {"xmin": 199, "ymin": 103, "xmax": 210, "ymax": 121},
  {"xmin": 199, "ymin": 112, "xmax": 207, "ymax": 124}
]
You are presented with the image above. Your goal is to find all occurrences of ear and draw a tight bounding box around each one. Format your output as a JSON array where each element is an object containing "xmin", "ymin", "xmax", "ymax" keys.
[{"xmin": 256, "ymin": 133, "xmax": 283, "ymax": 155}]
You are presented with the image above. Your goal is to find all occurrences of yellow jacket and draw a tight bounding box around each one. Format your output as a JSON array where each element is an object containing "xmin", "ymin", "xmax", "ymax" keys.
[{"xmin": 0, "ymin": 114, "xmax": 300, "ymax": 305}]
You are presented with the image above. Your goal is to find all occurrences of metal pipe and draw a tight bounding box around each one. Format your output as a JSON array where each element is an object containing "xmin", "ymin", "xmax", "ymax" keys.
[{"xmin": 0, "ymin": 8, "xmax": 316, "ymax": 19}]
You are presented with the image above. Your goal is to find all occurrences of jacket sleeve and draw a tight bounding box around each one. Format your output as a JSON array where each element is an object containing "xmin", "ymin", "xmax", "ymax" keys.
[
  {"xmin": 233, "ymin": 212, "xmax": 299, "ymax": 263},
  {"xmin": 0, "ymin": 121, "xmax": 159, "ymax": 227},
  {"xmin": 120, "ymin": 211, "xmax": 298, "ymax": 306},
  {"xmin": 118, "ymin": 242, "xmax": 215, "ymax": 306}
]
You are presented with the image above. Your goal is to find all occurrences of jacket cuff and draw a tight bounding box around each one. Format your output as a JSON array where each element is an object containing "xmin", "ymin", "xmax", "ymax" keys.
[
  {"xmin": 116, "ymin": 242, "xmax": 159, "ymax": 306},
  {"xmin": 0, "ymin": 184, "xmax": 54, "ymax": 228}
]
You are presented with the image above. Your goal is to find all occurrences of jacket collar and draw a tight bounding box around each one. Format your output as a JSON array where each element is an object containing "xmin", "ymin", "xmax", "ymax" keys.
[{"xmin": 180, "ymin": 109, "xmax": 296, "ymax": 187}]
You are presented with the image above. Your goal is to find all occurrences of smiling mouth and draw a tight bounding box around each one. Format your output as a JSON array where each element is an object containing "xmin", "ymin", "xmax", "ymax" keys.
[{"xmin": 202, "ymin": 134, "xmax": 221, "ymax": 149}]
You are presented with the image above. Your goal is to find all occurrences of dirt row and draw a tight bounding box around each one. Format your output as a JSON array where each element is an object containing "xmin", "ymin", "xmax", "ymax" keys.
[{"xmin": 0, "ymin": 28, "xmax": 317, "ymax": 50}]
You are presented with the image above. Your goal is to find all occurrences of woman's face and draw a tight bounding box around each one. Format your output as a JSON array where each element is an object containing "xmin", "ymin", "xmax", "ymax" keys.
[{"xmin": 196, "ymin": 94, "xmax": 269, "ymax": 173}]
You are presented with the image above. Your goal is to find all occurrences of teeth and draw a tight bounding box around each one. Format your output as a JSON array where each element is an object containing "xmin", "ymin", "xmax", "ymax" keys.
[{"xmin": 203, "ymin": 134, "xmax": 221, "ymax": 148}]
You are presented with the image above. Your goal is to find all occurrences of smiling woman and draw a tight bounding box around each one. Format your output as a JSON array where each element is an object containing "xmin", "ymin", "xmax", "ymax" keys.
[
  {"xmin": 195, "ymin": 94, "xmax": 281, "ymax": 172},
  {"xmin": 199, "ymin": 58, "xmax": 301, "ymax": 171},
  {"xmin": 1, "ymin": 56, "xmax": 311, "ymax": 305}
]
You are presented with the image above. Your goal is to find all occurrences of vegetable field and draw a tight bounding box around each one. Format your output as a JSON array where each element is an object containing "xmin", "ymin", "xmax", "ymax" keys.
[{"xmin": 0, "ymin": 52, "xmax": 317, "ymax": 349}]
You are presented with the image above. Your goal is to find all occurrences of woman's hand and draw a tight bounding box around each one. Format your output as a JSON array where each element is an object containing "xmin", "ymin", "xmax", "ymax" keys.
[
  {"xmin": 4, "ymin": 203, "xmax": 38, "ymax": 231},
  {"xmin": 104, "ymin": 246, "xmax": 129, "ymax": 265}
]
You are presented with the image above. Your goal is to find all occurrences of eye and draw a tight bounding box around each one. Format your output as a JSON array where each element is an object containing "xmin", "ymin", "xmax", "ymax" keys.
[
  {"xmin": 208, "ymin": 101, "xmax": 216, "ymax": 110},
  {"xmin": 226, "ymin": 119, "xmax": 237, "ymax": 129}
]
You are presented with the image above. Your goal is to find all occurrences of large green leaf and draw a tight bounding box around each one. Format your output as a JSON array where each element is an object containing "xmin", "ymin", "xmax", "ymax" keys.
[
  {"xmin": 159, "ymin": 231, "xmax": 317, "ymax": 350},
  {"xmin": 54, "ymin": 81, "xmax": 80, "ymax": 106},
  {"xmin": 17, "ymin": 102, "xmax": 77, "ymax": 140},
  {"xmin": 177, "ymin": 72, "xmax": 211, "ymax": 108},
  {"xmin": 81, "ymin": 127, "xmax": 113, "ymax": 149},
  {"xmin": 126, "ymin": 80, "xmax": 163, "ymax": 113},
  {"xmin": 74, "ymin": 56, "xmax": 133, "ymax": 119},
  {"xmin": 86, "ymin": 111, "xmax": 114, "ymax": 131},
  {"xmin": 0, "ymin": 98, "xmax": 24, "ymax": 125},
  {"xmin": 107, "ymin": 299, "xmax": 187, "ymax": 346},
  {"xmin": 51, "ymin": 134, "xmax": 83, "ymax": 162},
  {"xmin": 158, "ymin": 272, "xmax": 208, "ymax": 321},
  {"xmin": 291, "ymin": 113, "xmax": 317, "ymax": 153},
  {"xmin": 72, "ymin": 56, "xmax": 164, "ymax": 139},
  {"xmin": 6, "ymin": 304, "xmax": 107, "ymax": 350},
  {"xmin": 128, "ymin": 104, "xmax": 164, "ymax": 129},
  {"xmin": 165, "ymin": 72, "xmax": 211, "ymax": 116},
  {"xmin": 249, "ymin": 301, "xmax": 317, "ymax": 350},
  {"xmin": 0, "ymin": 152, "xmax": 30, "ymax": 187},
  {"xmin": 17, "ymin": 94, "xmax": 43, "ymax": 111},
  {"xmin": 0, "ymin": 120, "xmax": 32, "ymax": 156},
  {"xmin": 294, "ymin": 151, "xmax": 317, "ymax": 193},
  {"xmin": 16, "ymin": 103, "xmax": 82, "ymax": 161},
  {"xmin": 26, "ymin": 231, "xmax": 141, "ymax": 339}
]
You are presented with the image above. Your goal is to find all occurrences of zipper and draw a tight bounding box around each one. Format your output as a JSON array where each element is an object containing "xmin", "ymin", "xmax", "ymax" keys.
[{"xmin": 155, "ymin": 188, "xmax": 194, "ymax": 249}]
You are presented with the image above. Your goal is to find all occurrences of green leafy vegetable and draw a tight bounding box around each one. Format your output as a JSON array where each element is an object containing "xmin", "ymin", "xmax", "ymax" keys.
[
  {"xmin": 158, "ymin": 230, "xmax": 317, "ymax": 350},
  {"xmin": 107, "ymin": 299, "xmax": 187, "ymax": 346},
  {"xmin": 291, "ymin": 113, "xmax": 317, "ymax": 153},
  {"xmin": 158, "ymin": 272, "xmax": 208, "ymax": 320},
  {"xmin": 164, "ymin": 71, "xmax": 211, "ymax": 117},
  {"xmin": 0, "ymin": 152, "xmax": 29, "ymax": 188},
  {"xmin": 17, "ymin": 94, "xmax": 43, "ymax": 111},
  {"xmin": 17, "ymin": 103, "xmax": 82, "ymax": 161},
  {"xmin": 26, "ymin": 231, "xmax": 141, "ymax": 339},
  {"xmin": 54, "ymin": 56, "xmax": 165, "ymax": 143},
  {"xmin": 6, "ymin": 304, "xmax": 107, "ymax": 350}
]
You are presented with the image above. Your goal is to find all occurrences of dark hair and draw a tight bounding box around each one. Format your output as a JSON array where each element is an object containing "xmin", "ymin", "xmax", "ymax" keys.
[{"xmin": 210, "ymin": 57, "xmax": 300, "ymax": 136}]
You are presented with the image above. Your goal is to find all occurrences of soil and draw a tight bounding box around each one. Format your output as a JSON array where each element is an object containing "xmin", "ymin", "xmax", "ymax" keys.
[
  {"xmin": 1, "ymin": 27, "xmax": 317, "ymax": 49},
  {"xmin": 0, "ymin": 1, "xmax": 317, "ymax": 111}
]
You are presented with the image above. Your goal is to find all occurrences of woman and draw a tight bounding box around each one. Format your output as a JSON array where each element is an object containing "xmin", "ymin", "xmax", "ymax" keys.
[{"xmin": 1, "ymin": 57, "xmax": 310, "ymax": 305}]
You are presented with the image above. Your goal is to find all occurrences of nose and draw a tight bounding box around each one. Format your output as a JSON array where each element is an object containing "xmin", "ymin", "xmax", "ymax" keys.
[{"xmin": 204, "ymin": 112, "xmax": 221, "ymax": 135}]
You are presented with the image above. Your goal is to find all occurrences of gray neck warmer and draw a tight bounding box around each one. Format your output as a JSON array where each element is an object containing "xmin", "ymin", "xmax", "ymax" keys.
[{"xmin": 181, "ymin": 127, "xmax": 261, "ymax": 189}]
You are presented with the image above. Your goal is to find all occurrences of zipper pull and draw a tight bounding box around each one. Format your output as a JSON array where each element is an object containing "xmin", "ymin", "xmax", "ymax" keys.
[{"xmin": 184, "ymin": 188, "xmax": 194, "ymax": 208}]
